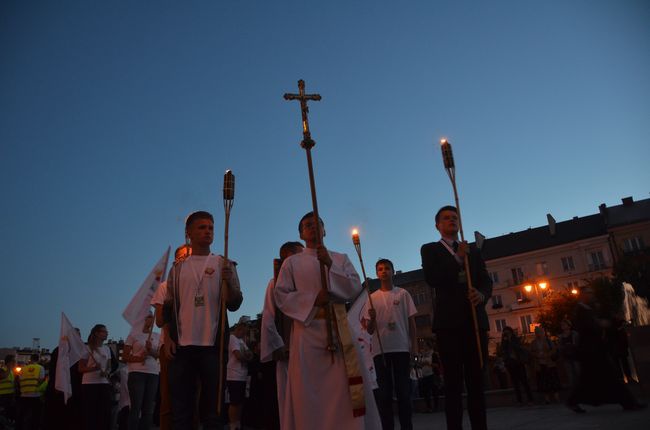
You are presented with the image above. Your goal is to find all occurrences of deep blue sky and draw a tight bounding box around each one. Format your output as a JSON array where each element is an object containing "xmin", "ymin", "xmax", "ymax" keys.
[{"xmin": 1, "ymin": 1, "xmax": 648, "ymax": 349}]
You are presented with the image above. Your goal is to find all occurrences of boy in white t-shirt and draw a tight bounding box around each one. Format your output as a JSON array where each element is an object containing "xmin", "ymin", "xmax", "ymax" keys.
[
  {"xmin": 162, "ymin": 211, "xmax": 243, "ymax": 430},
  {"xmin": 366, "ymin": 258, "xmax": 417, "ymax": 430},
  {"xmin": 226, "ymin": 320, "xmax": 253, "ymax": 430}
]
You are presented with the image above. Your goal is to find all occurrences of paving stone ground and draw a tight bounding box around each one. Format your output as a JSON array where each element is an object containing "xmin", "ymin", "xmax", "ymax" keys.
[{"xmin": 412, "ymin": 400, "xmax": 649, "ymax": 430}]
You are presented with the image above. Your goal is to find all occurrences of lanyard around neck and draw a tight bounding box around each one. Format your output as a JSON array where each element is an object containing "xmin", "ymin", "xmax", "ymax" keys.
[
  {"xmin": 439, "ymin": 239, "xmax": 457, "ymax": 257},
  {"xmin": 188, "ymin": 255, "xmax": 212, "ymax": 286}
]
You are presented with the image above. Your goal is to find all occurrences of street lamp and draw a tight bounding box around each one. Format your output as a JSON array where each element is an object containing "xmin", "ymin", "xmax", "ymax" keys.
[{"xmin": 523, "ymin": 281, "xmax": 550, "ymax": 307}]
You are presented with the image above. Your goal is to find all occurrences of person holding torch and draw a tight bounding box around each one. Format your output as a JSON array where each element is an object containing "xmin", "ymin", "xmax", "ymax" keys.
[
  {"xmin": 365, "ymin": 258, "xmax": 417, "ymax": 430},
  {"xmin": 420, "ymin": 205, "xmax": 492, "ymax": 430}
]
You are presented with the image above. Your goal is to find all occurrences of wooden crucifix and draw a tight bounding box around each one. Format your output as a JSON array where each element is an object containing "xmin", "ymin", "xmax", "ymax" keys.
[{"xmin": 283, "ymin": 80, "xmax": 337, "ymax": 360}]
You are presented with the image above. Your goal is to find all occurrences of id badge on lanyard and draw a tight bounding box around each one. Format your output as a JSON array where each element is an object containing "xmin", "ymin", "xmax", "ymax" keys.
[{"xmin": 189, "ymin": 256, "xmax": 211, "ymax": 307}]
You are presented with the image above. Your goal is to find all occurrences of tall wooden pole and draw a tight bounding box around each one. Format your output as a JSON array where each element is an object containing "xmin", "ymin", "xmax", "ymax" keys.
[
  {"xmin": 217, "ymin": 170, "xmax": 235, "ymax": 414},
  {"xmin": 351, "ymin": 229, "xmax": 387, "ymax": 368},
  {"xmin": 284, "ymin": 80, "xmax": 337, "ymax": 360},
  {"xmin": 440, "ymin": 139, "xmax": 484, "ymax": 369}
]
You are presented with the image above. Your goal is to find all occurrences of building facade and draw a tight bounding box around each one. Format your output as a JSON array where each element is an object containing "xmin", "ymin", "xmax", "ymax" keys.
[{"xmin": 366, "ymin": 196, "xmax": 650, "ymax": 355}]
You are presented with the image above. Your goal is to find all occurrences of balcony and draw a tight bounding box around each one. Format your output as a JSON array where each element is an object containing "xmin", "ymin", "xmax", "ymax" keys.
[
  {"xmin": 588, "ymin": 263, "xmax": 608, "ymax": 272},
  {"xmin": 510, "ymin": 299, "xmax": 537, "ymax": 311}
]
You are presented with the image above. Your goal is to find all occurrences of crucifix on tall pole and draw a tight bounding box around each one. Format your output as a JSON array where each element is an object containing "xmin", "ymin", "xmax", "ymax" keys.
[
  {"xmin": 284, "ymin": 79, "xmax": 322, "ymax": 149},
  {"xmin": 283, "ymin": 80, "xmax": 337, "ymax": 361}
]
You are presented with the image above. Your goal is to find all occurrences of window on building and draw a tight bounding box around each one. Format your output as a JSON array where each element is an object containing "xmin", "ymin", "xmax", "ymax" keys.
[
  {"xmin": 589, "ymin": 251, "xmax": 606, "ymax": 271},
  {"xmin": 561, "ymin": 256, "xmax": 575, "ymax": 272},
  {"xmin": 520, "ymin": 315, "xmax": 533, "ymax": 333},
  {"xmin": 492, "ymin": 295, "xmax": 503, "ymax": 308},
  {"xmin": 623, "ymin": 236, "xmax": 645, "ymax": 253},
  {"xmin": 515, "ymin": 290, "xmax": 527, "ymax": 303},
  {"xmin": 495, "ymin": 319, "xmax": 507, "ymax": 332},
  {"xmin": 489, "ymin": 271, "xmax": 499, "ymax": 284},
  {"xmin": 511, "ymin": 267, "xmax": 525, "ymax": 285},
  {"xmin": 566, "ymin": 280, "xmax": 579, "ymax": 289},
  {"xmin": 412, "ymin": 291, "xmax": 427, "ymax": 306},
  {"xmin": 536, "ymin": 262, "xmax": 549, "ymax": 276},
  {"xmin": 414, "ymin": 315, "xmax": 431, "ymax": 328}
]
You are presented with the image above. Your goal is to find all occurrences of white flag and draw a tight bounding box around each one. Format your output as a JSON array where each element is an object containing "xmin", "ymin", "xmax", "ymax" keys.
[
  {"xmin": 55, "ymin": 312, "xmax": 85, "ymax": 404},
  {"xmin": 347, "ymin": 289, "xmax": 369, "ymax": 342},
  {"xmin": 122, "ymin": 247, "xmax": 170, "ymax": 326}
]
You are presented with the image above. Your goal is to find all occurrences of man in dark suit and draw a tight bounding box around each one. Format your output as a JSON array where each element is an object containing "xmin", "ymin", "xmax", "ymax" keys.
[{"xmin": 420, "ymin": 205, "xmax": 492, "ymax": 430}]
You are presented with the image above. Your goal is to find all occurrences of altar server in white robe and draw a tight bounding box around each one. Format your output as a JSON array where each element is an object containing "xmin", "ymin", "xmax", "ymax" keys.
[
  {"xmin": 260, "ymin": 241, "xmax": 304, "ymax": 428},
  {"xmin": 274, "ymin": 212, "xmax": 381, "ymax": 430}
]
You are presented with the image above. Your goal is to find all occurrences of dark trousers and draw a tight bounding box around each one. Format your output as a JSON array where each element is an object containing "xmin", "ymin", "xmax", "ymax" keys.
[
  {"xmin": 127, "ymin": 372, "xmax": 159, "ymax": 430},
  {"xmin": 168, "ymin": 345, "xmax": 222, "ymax": 430},
  {"xmin": 437, "ymin": 326, "xmax": 487, "ymax": 430},
  {"xmin": 81, "ymin": 384, "xmax": 112, "ymax": 430},
  {"xmin": 374, "ymin": 351, "xmax": 412, "ymax": 430},
  {"xmin": 0, "ymin": 394, "xmax": 16, "ymax": 422},
  {"xmin": 506, "ymin": 362, "xmax": 533, "ymax": 403},
  {"xmin": 17, "ymin": 397, "xmax": 41, "ymax": 430},
  {"xmin": 260, "ymin": 361, "xmax": 280, "ymax": 430},
  {"xmin": 158, "ymin": 347, "xmax": 172, "ymax": 430},
  {"xmin": 419, "ymin": 375, "xmax": 439, "ymax": 410}
]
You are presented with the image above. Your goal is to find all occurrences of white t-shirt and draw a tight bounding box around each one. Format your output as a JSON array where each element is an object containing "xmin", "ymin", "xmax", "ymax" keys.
[
  {"xmin": 227, "ymin": 335, "xmax": 249, "ymax": 382},
  {"xmin": 365, "ymin": 287, "xmax": 417, "ymax": 356},
  {"xmin": 125, "ymin": 332, "xmax": 160, "ymax": 374},
  {"xmin": 173, "ymin": 255, "xmax": 240, "ymax": 346},
  {"xmin": 150, "ymin": 281, "xmax": 168, "ymax": 345},
  {"xmin": 81, "ymin": 345, "xmax": 111, "ymax": 384}
]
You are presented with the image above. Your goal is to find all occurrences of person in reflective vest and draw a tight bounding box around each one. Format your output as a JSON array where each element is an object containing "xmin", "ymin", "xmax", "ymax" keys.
[
  {"xmin": 0, "ymin": 354, "xmax": 18, "ymax": 423},
  {"xmin": 17, "ymin": 353, "xmax": 45, "ymax": 430}
]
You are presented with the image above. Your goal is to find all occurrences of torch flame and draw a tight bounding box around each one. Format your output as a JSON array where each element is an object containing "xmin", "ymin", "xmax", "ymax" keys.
[
  {"xmin": 440, "ymin": 138, "xmax": 448, "ymax": 145},
  {"xmin": 352, "ymin": 228, "xmax": 359, "ymax": 236}
]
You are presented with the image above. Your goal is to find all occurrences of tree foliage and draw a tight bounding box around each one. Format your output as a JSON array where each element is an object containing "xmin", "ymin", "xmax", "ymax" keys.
[
  {"xmin": 613, "ymin": 250, "xmax": 650, "ymax": 301},
  {"xmin": 537, "ymin": 290, "xmax": 579, "ymax": 336},
  {"xmin": 537, "ymin": 276, "xmax": 623, "ymax": 336}
]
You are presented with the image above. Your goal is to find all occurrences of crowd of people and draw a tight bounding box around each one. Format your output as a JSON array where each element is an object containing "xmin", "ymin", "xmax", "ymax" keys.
[
  {"xmin": 495, "ymin": 296, "xmax": 646, "ymax": 413},
  {"xmin": 0, "ymin": 206, "xmax": 646, "ymax": 430}
]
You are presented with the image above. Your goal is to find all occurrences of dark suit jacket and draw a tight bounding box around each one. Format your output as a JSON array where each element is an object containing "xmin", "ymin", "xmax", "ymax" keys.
[{"xmin": 420, "ymin": 241, "xmax": 492, "ymax": 331}]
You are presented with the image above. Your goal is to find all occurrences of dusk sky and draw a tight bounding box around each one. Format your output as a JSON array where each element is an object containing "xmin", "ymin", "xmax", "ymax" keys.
[{"xmin": 1, "ymin": 1, "xmax": 648, "ymax": 349}]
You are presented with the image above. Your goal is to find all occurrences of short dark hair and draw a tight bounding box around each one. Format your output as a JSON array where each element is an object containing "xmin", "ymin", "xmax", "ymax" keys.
[
  {"xmin": 30, "ymin": 353, "xmax": 40, "ymax": 362},
  {"xmin": 185, "ymin": 211, "xmax": 214, "ymax": 229},
  {"xmin": 435, "ymin": 205, "xmax": 457, "ymax": 223},
  {"xmin": 298, "ymin": 211, "xmax": 324, "ymax": 232},
  {"xmin": 375, "ymin": 258, "xmax": 394, "ymax": 272},
  {"xmin": 4, "ymin": 354, "xmax": 15, "ymax": 364},
  {"xmin": 279, "ymin": 241, "xmax": 304, "ymax": 260}
]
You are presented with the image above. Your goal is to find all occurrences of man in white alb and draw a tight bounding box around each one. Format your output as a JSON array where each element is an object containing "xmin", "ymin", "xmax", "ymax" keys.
[
  {"xmin": 274, "ymin": 212, "xmax": 380, "ymax": 430},
  {"xmin": 260, "ymin": 241, "xmax": 303, "ymax": 430}
]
